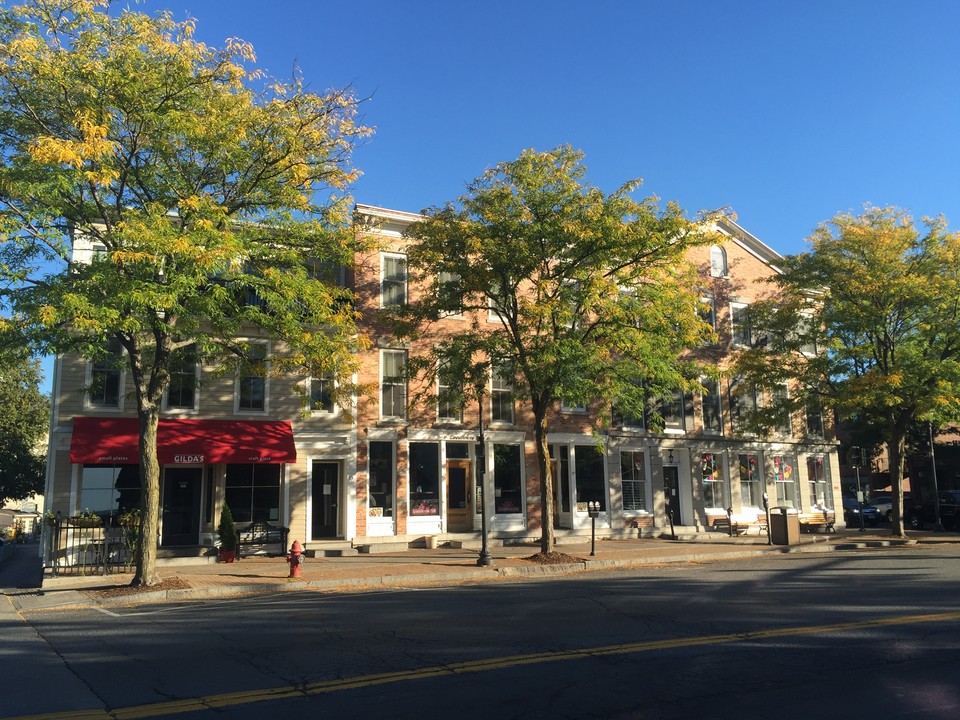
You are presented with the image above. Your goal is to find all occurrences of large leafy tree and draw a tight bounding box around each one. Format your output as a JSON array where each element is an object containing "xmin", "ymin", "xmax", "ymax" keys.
[
  {"xmin": 0, "ymin": 348, "xmax": 48, "ymax": 505},
  {"xmin": 392, "ymin": 146, "xmax": 721, "ymax": 554},
  {"xmin": 0, "ymin": 1, "xmax": 370, "ymax": 585},
  {"xmin": 735, "ymin": 207, "xmax": 960, "ymax": 537}
]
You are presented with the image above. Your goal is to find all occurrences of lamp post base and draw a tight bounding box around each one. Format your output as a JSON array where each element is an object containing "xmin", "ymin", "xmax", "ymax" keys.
[{"xmin": 477, "ymin": 549, "xmax": 494, "ymax": 567}]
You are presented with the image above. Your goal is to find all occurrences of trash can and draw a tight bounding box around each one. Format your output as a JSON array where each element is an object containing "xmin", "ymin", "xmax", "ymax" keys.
[{"xmin": 770, "ymin": 507, "xmax": 800, "ymax": 545}]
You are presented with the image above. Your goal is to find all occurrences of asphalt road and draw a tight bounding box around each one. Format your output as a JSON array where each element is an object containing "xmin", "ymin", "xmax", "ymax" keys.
[{"xmin": 4, "ymin": 545, "xmax": 960, "ymax": 720}]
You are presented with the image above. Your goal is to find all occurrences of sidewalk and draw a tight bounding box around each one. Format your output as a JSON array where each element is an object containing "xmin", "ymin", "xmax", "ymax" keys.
[{"xmin": 2, "ymin": 529, "xmax": 949, "ymax": 613}]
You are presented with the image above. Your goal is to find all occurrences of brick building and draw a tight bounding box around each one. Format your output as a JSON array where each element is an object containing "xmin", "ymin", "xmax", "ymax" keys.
[{"xmin": 42, "ymin": 204, "xmax": 842, "ymax": 557}]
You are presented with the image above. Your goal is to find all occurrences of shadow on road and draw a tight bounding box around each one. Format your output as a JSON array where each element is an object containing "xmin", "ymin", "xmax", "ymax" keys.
[{"xmin": 0, "ymin": 541, "xmax": 43, "ymax": 590}]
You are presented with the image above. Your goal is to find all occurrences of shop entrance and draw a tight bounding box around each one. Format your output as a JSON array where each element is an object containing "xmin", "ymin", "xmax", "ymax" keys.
[
  {"xmin": 663, "ymin": 464, "xmax": 683, "ymax": 525},
  {"xmin": 446, "ymin": 460, "xmax": 472, "ymax": 532},
  {"xmin": 311, "ymin": 461, "xmax": 340, "ymax": 539},
  {"xmin": 161, "ymin": 467, "xmax": 202, "ymax": 546}
]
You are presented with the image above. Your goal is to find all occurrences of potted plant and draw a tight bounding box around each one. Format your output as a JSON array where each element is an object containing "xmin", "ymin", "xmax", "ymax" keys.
[{"xmin": 217, "ymin": 503, "xmax": 238, "ymax": 563}]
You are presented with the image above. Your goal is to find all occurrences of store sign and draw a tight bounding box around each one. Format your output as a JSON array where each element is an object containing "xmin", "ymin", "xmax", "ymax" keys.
[{"xmin": 173, "ymin": 454, "xmax": 205, "ymax": 464}]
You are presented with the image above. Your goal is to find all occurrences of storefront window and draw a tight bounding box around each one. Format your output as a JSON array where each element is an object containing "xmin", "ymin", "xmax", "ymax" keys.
[
  {"xmin": 806, "ymin": 455, "xmax": 831, "ymax": 509},
  {"xmin": 771, "ymin": 454, "xmax": 798, "ymax": 508},
  {"xmin": 575, "ymin": 445, "xmax": 606, "ymax": 511},
  {"xmin": 225, "ymin": 464, "xmax": 281, "ymax": 524},
  {"xmin": 701, "ymin": 453, "xmax": 724, "ymax": 509},
  {"xmin": 79, "ymin": 465, "xmax": 140, "ymax": 518},
  {"xmin": 620, "ymin": 451, "xmax": 647, "ymax": 512},
  {"xmin": 738, "ymin": 453, "xmax": 761, "ymax": 507},
  {"xmin": 368, "ymin": 442, "xmax": 394, "ymax": 517},
  {"xmin": 550, "ymin": 445, "xmax": 571, "ymax": 513},
  {"xmin": 493, "ymin": 444, "xmax": 523, "ymax": 513},
  {"xmin": 409, "ymin": 442, "xmax": 440, "ymax": 516}
]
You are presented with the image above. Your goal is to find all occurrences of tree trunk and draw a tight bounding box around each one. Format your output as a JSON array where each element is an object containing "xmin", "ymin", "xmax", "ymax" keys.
[
  {"xmin": 534, "ymin": 408, "xmax": 555, "ymax": 554},
  {"xmin": 132, "ymin": 409, "xmax": 162, "ymax": 586},
  {"xmin": 888, "ymin": 424, "xmax": 908, "ymax": 539}
]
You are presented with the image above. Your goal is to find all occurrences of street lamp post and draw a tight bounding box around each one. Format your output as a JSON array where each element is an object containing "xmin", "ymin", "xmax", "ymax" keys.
[
  {"xmin": 851, "ymin": 446, "xmax": 865, "ymax": 532},
  {"xmin": 930, "ymin": 422, "xmax": 944, "ymax": 532},
  {"xmin": 476, "ymin": 396, "xmax": 493, "ymax": 567}
]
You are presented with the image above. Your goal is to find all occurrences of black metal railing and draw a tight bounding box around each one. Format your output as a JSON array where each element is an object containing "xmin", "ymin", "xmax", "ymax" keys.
[{"xmin": 43, "ymin": 513, "xmax": 138, "ymax": 576}]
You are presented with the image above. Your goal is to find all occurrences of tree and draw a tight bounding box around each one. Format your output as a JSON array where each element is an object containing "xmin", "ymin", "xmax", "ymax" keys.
[
  {"xmin": 734, "ymin": 207, "xmax": 960, "ymax": 537},
  {"xmin": 0, "ymin": 348, "xmax": 48, "ymax": 505},
  {"xmin": 0, "ymin": 1, "xmax": 370, "ymax": 585},
  {"xmin": 391, "ymin": 146, "xmax": 722, "ymax": 554}
]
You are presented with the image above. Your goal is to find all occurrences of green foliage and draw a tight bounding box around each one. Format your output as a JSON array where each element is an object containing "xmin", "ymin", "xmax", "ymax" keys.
[
  {"xmin": 0, "ymin": 347, "xmax": 48, "ymax": 505},
  {"xmin": 735, "ymin": 206, "xmax": 960, "ymax": 533},
  {"xmin": 391, "ymin": 146, "xmax": 724, "ymax": 550},
  {"xmin": 217, "ymin": 503, "xmax": 238, "ymax": 552},
  {"xmin": 0, "ymin": 1, "xmax": 368, "ymax": 584}
]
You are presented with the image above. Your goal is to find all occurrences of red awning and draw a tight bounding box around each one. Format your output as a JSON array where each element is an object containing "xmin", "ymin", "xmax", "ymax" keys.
[{"xmin": 70, "ymin": 417, "xmax": 297, "ymax": 465}]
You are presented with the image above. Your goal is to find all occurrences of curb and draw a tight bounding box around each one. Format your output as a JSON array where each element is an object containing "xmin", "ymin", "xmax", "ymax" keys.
[{"xmin": 13, "ymin": 536, "xmax": 930, "ymax": 610}]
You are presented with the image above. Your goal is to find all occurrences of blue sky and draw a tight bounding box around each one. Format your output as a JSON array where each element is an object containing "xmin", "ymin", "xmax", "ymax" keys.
[
  {"xmin": 148, "ymin": 0, "xmax": 960, "ymax": 255},
  {"xmin": 36, "ymin": 1, "xmax": 960, "ymax": 389}
]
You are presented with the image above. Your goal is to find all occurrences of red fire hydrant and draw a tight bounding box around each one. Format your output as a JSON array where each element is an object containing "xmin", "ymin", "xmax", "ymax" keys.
[{"xmin": 287, "ymin": 539, "xmax": 304, "ymax": 578}]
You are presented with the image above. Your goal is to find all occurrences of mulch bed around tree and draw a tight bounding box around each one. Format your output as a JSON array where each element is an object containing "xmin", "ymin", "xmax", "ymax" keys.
[
  {"xmin": 523, "ymin": 551, "xmax": 586, "ymax": 565},
  {"xmin": 84, "ymin": 576, "xmax": 191, "ymax": 599}
]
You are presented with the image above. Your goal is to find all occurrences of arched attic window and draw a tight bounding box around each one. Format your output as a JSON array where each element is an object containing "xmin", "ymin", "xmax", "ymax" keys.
[{"xmin": 709, "ymin": 245, "xmax": 727, "ymax": 278}]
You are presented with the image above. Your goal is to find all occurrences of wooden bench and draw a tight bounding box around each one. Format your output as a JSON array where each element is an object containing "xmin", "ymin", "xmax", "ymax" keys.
[
  {"xmin": 711, "ymin": 513, "xmax": 767, "ymax": 536},
  {"xmin": 238, "ymin": 520, "xmax": 289, "ymax": 558},
  {"xmin": 799, "ymin": 510, "xmax": 836, "ymax": 533}
]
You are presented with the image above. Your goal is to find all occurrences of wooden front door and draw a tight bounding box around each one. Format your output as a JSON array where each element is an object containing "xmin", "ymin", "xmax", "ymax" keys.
[
  {"xmin": 446, "ymin": 461, "xmax": 471, "ymax": 532},
  {"xmin": 161, "ymin": 467, "xmax": 202, "ymax": 546}
]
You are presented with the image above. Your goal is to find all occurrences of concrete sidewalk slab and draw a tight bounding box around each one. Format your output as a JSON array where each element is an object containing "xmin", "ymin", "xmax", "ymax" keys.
[{"xmin": 3, "ymin": 529, "xmax": 943, "ymax": 613}]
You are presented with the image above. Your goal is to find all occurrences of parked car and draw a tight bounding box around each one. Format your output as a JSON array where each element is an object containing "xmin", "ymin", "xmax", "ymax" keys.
[
  {"xmin": 842, "ymin": 496, "xmax": 880, "ymax": 527},
  {"xmin": 867, "ymin": 495, "xmax": 893, "ymax": 522},
  {"xmin": 906, "ymin": 491, "xmax": 960, "ymax": 530}
]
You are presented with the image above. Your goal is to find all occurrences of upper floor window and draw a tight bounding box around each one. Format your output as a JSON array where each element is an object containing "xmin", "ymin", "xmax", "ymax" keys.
[
  {"xmin": 657, "ymin": 390, "xmax": 690, "ymax": 432},
  {"xmin": 798, "ymin": 314, "xmax": 818, "ymax": 356},
  {"xmin": 380, "ymin": 253, "xmax": 407, "ymax": 307},
  {"xmin": 491, "ymin": 363, "xmax": 515, "ymax": 424},
  {"xmin": 488, "ymin": 279, "xmax": 510, "ymax": 323},
  {"xmin": 438, "ymin": 271, "xmax": 463, "ymax": 317},
  {"xmin": 310, "ymin": 375, "xmax": 335, "ymax": 414},
  {"xmin": 165, "ymin": 344, "xmax": 199, "ymax": 410},
  {"xmin": 699, "ymin": 294, "xmax": 717, "ymax": 338},
  {"xmin": 709, "ymin": 245, "xmax": 727, "ymax": 278},
  {"xmin": 437, "ymin": 362, "xmax": 462, "ymax": 423},
  {"xmin": 236, "ymin": 342, "xmax": 268, "ymax": 412},
  {"xmin": 730, "ymin": 302, "xmax": 753, "ymax": 348},
  {"xmin": 380, "ymin": 350, "xmax": 407, "ymax": 420},
  {"xmin": 306, "ymin": 259, "xmax": 348, "ymax": 287},
  {"xmin": 728, "ymin": 375, "xmax": 759, "ymax": 434},
  {"xmin": 701, "ymin": 377, "xmax": 723, "ymax": 434},
  {"xmin": 771, "ymin": 383, "xmax": 792, "ymax": 436},
  {"xmin": 88, "ymin": 338, "xmax": 124, "ymax": 409},
  {"xmin": 805, "ymin": 400, "xmax": 824, "ymax": 438}
]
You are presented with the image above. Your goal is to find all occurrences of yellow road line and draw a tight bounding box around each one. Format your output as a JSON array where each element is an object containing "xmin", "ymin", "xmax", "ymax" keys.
[{"xmin": 10, "ymin": 610, "xmax": 960, "ymax": 720}]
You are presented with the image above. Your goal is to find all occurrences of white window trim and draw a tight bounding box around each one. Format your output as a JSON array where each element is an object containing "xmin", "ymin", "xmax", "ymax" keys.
[
  {"xmin": 700, "ymin": 377, "xmax": 723, "ymax": 435},
  {"xmin": 438, "ymin": 271, "xmax": 464, "ymax": 319},
  {"xmin": 620, "ymin": 449, "xmax": 651, "ymax": 515},
  {"xmin": 380, "ymin": 349, "xmax": 407, "ymax": 420},
  {"xmin": 709, "ymin": 244, "xmax": 728, "ymax": 278},
  {"xmin": 163, "ymin": 349, "xmax": 201, "ymax": 414},
  {"xmin": 730, "ymin": 301, "xmax": 751, "ymax": 348},
  {"xmin": 308, "ymin": 375, "xmax": 338, "ymax": 417},
  {"xmin": 84, "ymin": 348, "xmax": 126, "ymax": 412},
  {"xmin": 436, "ymin": 363, "xmax": 463, "ymax": 424},
  {"xmin": 380, "ymin": 252, "xmax": 408, "ymax": 308},
  {"xmin": 490, "ymin": 363, "xmax": 515, "ymax": 425},
  {"xmin": 234, "ymin": 340, "xmax": 270, "ymax": 414}
]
